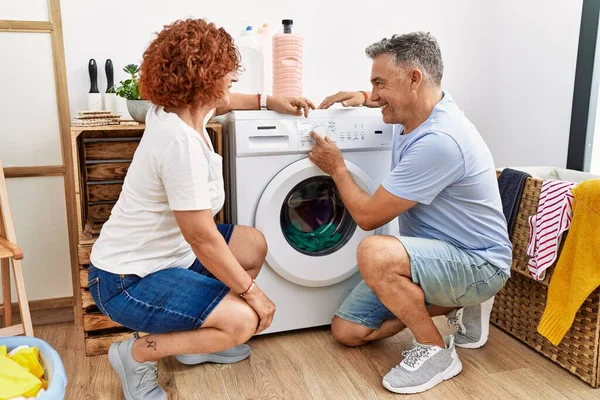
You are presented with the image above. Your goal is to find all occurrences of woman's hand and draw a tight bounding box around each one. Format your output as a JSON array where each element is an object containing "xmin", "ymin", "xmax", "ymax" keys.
[
  {"xmin": 267, "ymin": 96, "xmax": 315, "ymax": 117},
  {"xmin": 242, "ymin": 284, "xmax": 276, "ymax": 333}
]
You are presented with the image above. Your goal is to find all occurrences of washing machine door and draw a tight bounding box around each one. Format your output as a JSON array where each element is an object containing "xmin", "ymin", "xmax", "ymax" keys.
[{"xmin": 255, "ymin": 158, "xmax": 379, "ymax": 287}]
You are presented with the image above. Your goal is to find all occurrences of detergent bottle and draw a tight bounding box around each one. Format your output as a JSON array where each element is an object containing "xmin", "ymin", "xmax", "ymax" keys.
[
  {"xmin": 257, "ymin": 23, "xmax": 273, "ymax": 94},
  {"xmin": 234, "ymin": 25, "xmax": 264, "ymax": 94},
  {"xmin": 272, "ymin": 19, "xmax": 303, "ymax": 97}
]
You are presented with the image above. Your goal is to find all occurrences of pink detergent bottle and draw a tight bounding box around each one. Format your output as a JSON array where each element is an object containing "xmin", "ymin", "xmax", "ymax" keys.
[{"xmin": 272, "ymin": 19, "xmax": 303, "ymax": 97}]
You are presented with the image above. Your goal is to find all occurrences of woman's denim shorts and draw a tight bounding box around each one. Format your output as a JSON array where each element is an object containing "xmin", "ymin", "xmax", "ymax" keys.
[{"xmin": 88, "ymin": 224, "xmax": 234, "ymax": 334}]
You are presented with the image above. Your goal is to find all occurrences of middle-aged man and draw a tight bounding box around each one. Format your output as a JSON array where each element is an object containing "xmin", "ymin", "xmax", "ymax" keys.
[{"xmin": 311, "ymin": 32, "xmax": 512, "ymax": 394}]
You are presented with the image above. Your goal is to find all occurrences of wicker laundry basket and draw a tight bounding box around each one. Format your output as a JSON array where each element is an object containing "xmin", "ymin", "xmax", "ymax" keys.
[{"xmin": 491, "ymin": 171, "xmax": 600, "ymax": 387}]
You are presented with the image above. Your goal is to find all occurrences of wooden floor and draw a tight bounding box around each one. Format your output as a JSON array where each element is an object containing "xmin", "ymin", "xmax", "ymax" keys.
[{"xmin": 36, "ymin": 318, "xmax": 598, "ymax": 400}]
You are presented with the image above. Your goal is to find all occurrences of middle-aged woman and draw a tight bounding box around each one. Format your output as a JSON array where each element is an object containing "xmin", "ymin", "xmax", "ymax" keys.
[{"xmin": 87, "ymin": 18, "xmax": 315, "ymax": 400}]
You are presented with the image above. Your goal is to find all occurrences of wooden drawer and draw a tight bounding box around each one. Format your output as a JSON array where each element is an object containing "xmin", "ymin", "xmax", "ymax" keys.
[
  {"xmin": 86, "ymin": 162, "xmax": 130, "ymax": 181},
  {"xmin": 84, "ymin": 140, "xmax": 139, "ymax": 160},
  {"xmin": 87, "ymin": 183, "xmax": 123, "ymax": 202}
]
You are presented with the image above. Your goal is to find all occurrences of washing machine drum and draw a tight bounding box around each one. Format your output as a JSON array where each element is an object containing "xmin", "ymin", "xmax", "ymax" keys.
[
  {"xmin": 281, "ymin": 175, "xmax": 356, "ymax": 256},
  {"xmin": 255, "ymin": 158, "xmax": 378, "ymax": 287}
]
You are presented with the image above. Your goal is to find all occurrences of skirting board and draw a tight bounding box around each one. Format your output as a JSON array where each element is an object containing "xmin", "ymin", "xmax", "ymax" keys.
[{"xmin": 0, "ymin": 296, "xmax": 74, "ymax": 326}]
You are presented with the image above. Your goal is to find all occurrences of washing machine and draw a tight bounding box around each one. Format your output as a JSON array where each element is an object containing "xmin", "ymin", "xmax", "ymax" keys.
[{"xmin": 223, "ymin": 108, "xmax": 394, "ymax": 334}]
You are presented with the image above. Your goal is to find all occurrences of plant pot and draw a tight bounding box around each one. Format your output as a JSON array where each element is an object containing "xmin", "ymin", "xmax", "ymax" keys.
[{"xmin": 126, "ymin": 99, "xmax": 152, "ymax": 123}]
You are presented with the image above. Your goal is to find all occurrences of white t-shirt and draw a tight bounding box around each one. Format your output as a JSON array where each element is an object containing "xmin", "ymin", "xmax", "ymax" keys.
[{"xmin": 90, "ymin": 106, "xmax": 225, "ymax": 277}]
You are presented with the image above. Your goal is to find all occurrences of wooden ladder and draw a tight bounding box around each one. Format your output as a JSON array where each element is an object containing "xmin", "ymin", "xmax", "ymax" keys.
[{"xmin": 0, "ymin": 158, "xmax": 33, "ymax": 337}]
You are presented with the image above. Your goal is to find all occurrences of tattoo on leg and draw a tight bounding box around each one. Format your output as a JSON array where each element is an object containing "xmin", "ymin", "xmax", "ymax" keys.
[{"xmin": 145, "ymin": 338, "xmax": 157, "ymax": 351}]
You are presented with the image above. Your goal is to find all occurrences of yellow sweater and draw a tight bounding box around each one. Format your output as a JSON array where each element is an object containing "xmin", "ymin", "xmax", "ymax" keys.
[{"xmin": 537, "ymin": 178, "xmax": 600, "ymax": 345}]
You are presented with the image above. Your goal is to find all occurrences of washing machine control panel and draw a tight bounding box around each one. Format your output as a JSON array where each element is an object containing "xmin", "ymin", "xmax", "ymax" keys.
[
  {"xmin": 229, "ymin": 109, "xmax": 394, "ymax": 156},
  {"xmin": 298, "ymin": 118, "xmax": 393, "ymax": 151}
]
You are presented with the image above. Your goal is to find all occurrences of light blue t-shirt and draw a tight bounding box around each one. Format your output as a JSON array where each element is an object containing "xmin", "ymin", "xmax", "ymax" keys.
[{"xmin": 382, "ymin": 92, "xmax": 512, "ymax": 276}]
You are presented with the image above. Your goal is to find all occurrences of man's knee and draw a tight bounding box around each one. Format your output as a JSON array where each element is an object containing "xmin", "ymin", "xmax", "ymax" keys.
[
  {"xmin": 331, "ymin": 316, "xmax": 371, "ymax": 347},
  {"xmin": 357, "ymin": 235, "xmax": 410, "ymax": 286}
]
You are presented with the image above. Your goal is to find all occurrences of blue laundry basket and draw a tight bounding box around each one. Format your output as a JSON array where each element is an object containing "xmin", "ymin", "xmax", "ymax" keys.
[{"xmin": 0, "ymin": 336, "xmax": 67, "ymax": 400}]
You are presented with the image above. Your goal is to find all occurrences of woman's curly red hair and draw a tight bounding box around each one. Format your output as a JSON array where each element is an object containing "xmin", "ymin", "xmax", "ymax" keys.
[{"xmin": 139, "ymin": 19, "xmax": 240, "ymax": 109}]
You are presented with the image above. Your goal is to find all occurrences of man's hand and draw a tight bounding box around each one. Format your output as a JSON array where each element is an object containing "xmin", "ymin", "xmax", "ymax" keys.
[
  {"xmin": 268, "ymin": 96, "xmax": 315, "ymax": 117},
  {"xmin": 318, "ymin": 91, "xmax": 366, "ymax": 109},
  {"xmin": 242, "ymin": 284, "xmax": 276, "ymax": 334},
  {"xmin": 308, "ymin": 131, "xmax": 346, "ymax": 177}
]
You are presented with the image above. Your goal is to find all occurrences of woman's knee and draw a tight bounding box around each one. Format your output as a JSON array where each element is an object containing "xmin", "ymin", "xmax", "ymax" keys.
[
  {"xmin": 223, "ymin": 300, "xmax": 259, "ymax": 344},
  {"xmin": 331, "ymin": 316, "xmax": 371, "ymax": 347},
  {"xmin": 203, "ymin": 294, "xmax": 259, "ymax": 344},
  {"xmin": 230, "ymin": 226, "xmax": 268, "ymax": 272},
  {"xmin": 250, "ymin": 227, "xmax": 268, "ymax": 264}
]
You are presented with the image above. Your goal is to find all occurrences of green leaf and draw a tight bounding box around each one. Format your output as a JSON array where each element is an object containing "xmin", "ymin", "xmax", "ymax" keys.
[
  {"xmin": 113, "ymin": 63, "xmax": 141, "ymax": 100},
  {"xmin": 123, "ymin": 64, "xmax": 139, "ymax": 74}
]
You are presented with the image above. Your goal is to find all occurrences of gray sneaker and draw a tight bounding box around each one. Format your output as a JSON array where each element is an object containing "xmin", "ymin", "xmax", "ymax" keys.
[
  {"xmin": 108, "ymin": 338, "xmax": 167, "ymax": 400},
  {"xmin": 174, "ymin": 344, "xmax": 251, "ymax": 365},
  {"xmin": 383, "ymin": 336, "xmax": 462, "ymax": 394},
  {"xmin": 446, "ymin": 296, "xmax": 495, "ymax": 349}
]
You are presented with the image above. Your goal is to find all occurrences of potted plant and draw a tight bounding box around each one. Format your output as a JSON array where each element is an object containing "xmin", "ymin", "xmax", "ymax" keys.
[{"xmin": 113, "ymin": 64, "xmax": 151, "ymax": 123}]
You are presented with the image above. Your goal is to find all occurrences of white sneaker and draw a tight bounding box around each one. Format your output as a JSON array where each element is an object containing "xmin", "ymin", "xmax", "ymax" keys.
[
  {"xmin": 382, "ymin": 336, "xmax": 462, "ymax": 394},
  {"xmin": 446, "ymin": 296, "xmax": 495, "ymax": 349}
]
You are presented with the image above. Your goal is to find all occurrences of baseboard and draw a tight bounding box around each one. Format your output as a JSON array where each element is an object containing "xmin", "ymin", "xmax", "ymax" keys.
[{"xmin": 0, "ymin": 296, "xmax": 74, "ymax": 326}]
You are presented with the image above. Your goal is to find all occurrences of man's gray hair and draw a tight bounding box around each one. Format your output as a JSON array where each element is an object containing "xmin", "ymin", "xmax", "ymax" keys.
[{"xmin": 365, "ymin": 32, "xmax": 443, "ymax": 86}]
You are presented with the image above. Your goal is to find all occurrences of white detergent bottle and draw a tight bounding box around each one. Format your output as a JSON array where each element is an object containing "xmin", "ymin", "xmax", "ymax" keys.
[
  {"xmin": 257, "ymin": 23, "xmax": 273, "ymax": 94},
  {"xmin": 234, "ymin": 25, "xmax": 264, "ymax": 94},
  {"xmin": 272, "ymin": 19, "xmax": 303, "ymax": 97}
]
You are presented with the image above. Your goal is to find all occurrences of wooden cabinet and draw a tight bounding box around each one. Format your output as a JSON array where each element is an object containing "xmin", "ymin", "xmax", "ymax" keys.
[{"xmin": 70, "ymin": 122, "xmax": 225, "ymax": 355}]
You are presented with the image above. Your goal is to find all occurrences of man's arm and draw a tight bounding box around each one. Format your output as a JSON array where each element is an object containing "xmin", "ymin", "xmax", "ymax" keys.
[
  {"xmin": 309, "ymin": 130, "xmax": 465, "ymax": 232},
  {"xmin": 318, "ymin": 91, "xmax": 380, "ymax": 109},
  {"xmin": 308, "ymin": 134, "xmax": 416, "ymax": 231},
  {"xmin": 330, "ymin": 167, "xmax": 416, "ymax": 231}
]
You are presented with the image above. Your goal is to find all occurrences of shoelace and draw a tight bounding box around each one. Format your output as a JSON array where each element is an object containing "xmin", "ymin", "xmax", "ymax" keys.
[
  {"xmin": 399, "ymin": 346, "xmax": 433, "ymax": 369},
  {"xmin": 136, "ymin": 363, "xmax": 159, "ymax": 391},
  {"xmin": 447, "ymin": 309, "xmax": 466, "ymax": 335}
]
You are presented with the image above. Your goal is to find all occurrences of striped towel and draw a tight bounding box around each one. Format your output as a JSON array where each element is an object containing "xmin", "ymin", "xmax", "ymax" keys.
[{"xmin": 526, "ymin": 180, "xmax": 575, "ymax": 281}]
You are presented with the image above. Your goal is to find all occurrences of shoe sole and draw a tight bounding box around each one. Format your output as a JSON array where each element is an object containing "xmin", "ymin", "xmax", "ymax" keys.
[
  {"xmin": 175, "ymin": 350, "xmax": 251, "ymax": 365},
  {"xmin": 455, "ymin": 337, "xmax": 488, "ymax": 349},
  {"xmin": 108, "ymin": 343, "xmax": 136, "ymax": 400},
  {"xmin": 455, "ymin": 297, "xmax": 495, "ymax": 349},
  {"xmin": 382, "ymin": 354, "xmax": 463, "ymax": 394}
]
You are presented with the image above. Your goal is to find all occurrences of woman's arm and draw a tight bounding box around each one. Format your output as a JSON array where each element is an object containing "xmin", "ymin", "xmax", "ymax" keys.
[
  {"xmin": 215, "ymin": 93, "xmax": 315, "ymax": 117},
  {"xmin": 215, "ymin": 93, "xmax": 260, "ymax": 115},
  {"xmin": 174, "ymin": 209, "xmax": 276, "ymax": 332},
  {"xmin": 174, "ymin": 209, "xmax": 251, "ymax": 293}
]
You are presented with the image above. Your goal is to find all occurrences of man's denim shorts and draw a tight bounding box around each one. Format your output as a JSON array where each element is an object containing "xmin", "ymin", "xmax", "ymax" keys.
[
  {"xmin": 88, "ymin": 224, "xmax": 234, "ymax": 334},
  {"xmin": 335, "ymin": 235, "xmax": 509, "ymax": 330}
]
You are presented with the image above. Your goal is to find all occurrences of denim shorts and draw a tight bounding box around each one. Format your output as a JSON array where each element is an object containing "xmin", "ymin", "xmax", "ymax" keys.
[
  {"xmin": 88, "ymin": 224, "xmax": 234, "ymax": 334},
  {"xmin": 335, "ymin": 235, "xmax": 509, "ymax": 330}
]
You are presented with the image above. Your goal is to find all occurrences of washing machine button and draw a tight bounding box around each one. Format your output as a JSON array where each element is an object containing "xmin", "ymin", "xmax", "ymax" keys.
[{"xmin": 312, "ymin": 125, "xmax": 328, "ymax": 139}]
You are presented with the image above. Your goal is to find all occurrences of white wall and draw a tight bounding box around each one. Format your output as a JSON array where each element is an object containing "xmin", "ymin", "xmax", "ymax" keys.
[
  {"xmin": 462, "ymin": 1, "xmax": 582, "ymax": 168},
  {"xmin": 61, "ymin": 0, "xmax": 583, "ymax": 168},
  {"xmin": 5, "ymin": 177, "xmax": 73, "ymax": 301},
  {"xmin": 1, "ymin": 1, "xmax": 73, "ymax": 302}
]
